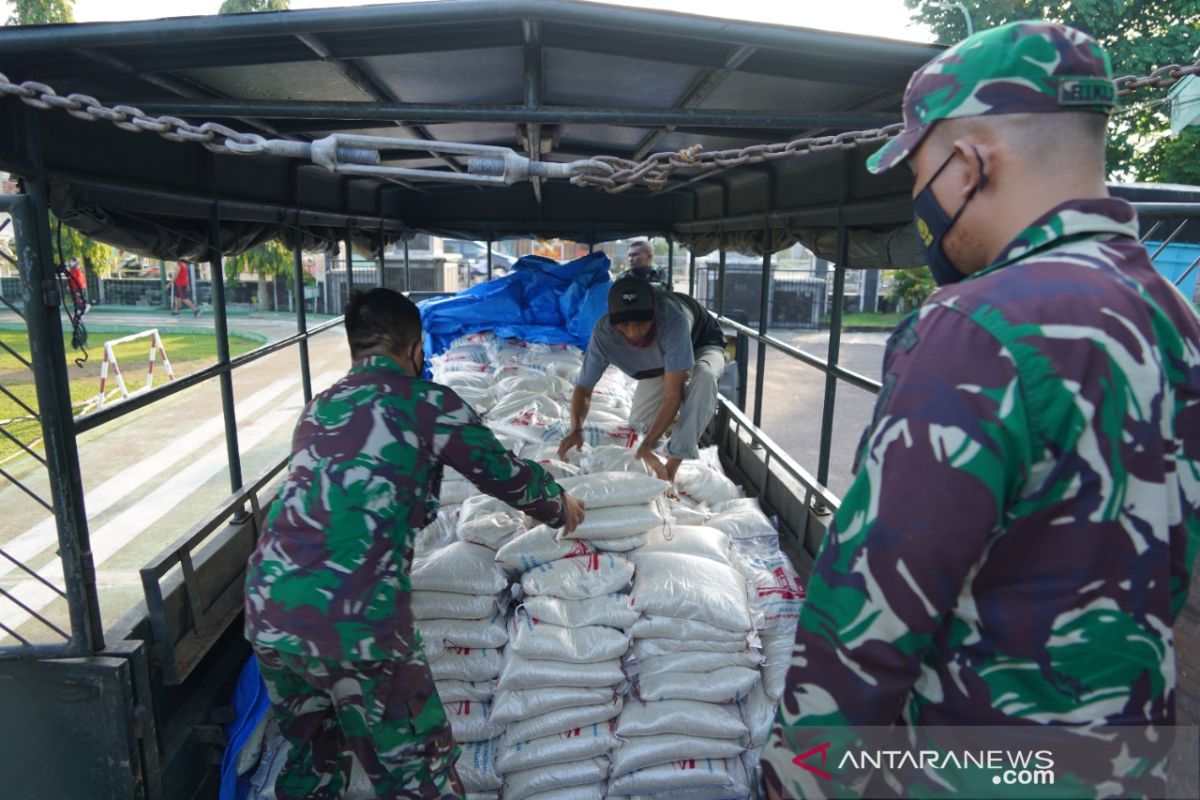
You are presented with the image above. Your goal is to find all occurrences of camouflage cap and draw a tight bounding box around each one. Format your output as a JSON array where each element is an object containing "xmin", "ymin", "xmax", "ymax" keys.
[{"xmin": 867, "ymin": 20, "xmax": 1115, "ymax": 174}]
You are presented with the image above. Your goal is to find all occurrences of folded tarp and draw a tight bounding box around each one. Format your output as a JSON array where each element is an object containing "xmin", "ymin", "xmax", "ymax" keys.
[{"xmin": 419, "ymin": 252, "xmax": 612, "ymax": 356}]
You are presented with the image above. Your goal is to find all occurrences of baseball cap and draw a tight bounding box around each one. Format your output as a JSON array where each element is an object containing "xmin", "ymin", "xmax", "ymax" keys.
[
  {"xmin": 608, "ymin": 276, "xmax": 655, "ymax": 325},
  {"xmin": 867, "ymin": 20, "xmax": 1115, "ymax": 174}
]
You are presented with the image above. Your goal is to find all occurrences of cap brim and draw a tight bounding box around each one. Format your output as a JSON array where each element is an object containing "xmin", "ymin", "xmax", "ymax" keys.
[{"xmin": 865, "ymin": 125, "xmax": 930, "ymax": 175}]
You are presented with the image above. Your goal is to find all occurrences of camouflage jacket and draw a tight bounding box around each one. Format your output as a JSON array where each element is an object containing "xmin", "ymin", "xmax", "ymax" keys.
[
  {"xmin": 765, "ymin": 198, "xmax": 1200, "ymax": 797},
  {"xmin": 244, "ymin": 355, "xmax": 565, "ymax": 662}
]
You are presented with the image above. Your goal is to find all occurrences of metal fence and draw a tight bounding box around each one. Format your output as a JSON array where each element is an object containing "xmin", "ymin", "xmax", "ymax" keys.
[{"xmin": 696, "ymin": 265, "xmax": 828, "ymax": 329}]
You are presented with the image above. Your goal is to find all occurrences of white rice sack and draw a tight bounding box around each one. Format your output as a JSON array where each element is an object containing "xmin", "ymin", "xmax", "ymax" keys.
[
  {"xmin": 509, "ymin": 616, "xmax": 632, "ymax": 663},
  {"xmin": 580, "ymin": 444, "xmax": 650, "ymax": 475},
  {"xmin": 439, "ymin": 479, "xmax": 474, "ymax": 505},
  {"xmin": 533, "ymin": 458, "xmax": 582, "ymax": 479},
  {"xmin": 629, "ymin": 552, "xmax": 753, "ymax": 633},
  {"xmin": 636, "ymin": 649, "xmax": 762, "ymax": 679},
  {"xmin": 411, "ymin": 591, "xmax": 496, "ymax": 621},
  {"xmin": 616, "ymin": 699, "xmax": 748, "ymax": 741},
  {"xmin": 492, "ymin": 372, "xmax": 568, "ymax": 399},
  {"xmin": 502, "ymin": 698, "xmax": 623, "ymax": 747},
  {"xmin": 445, "ymin": 700, "xmax": 499, "ymax": 743},
  {"xmin": 487, "ymin": 390, "xmax": 563, "ymax": 422},
  {"xmin": 632, "ymin": 637, "xmax": 752, "ymax": 657},
  {"xmin": 761, "ymin": 630, "xmax": 795, "ymax": 701},
  {"xmin": 454, "ymin": 386, "xmax": 497, "ymax": 414},
  {"xmin": 523, "ymin": 786, "xmax": 603, "ymax": 800},
  {"xmin": 415, "ymin": 515, "xmax": 457, "ymax": 556},
  {"xmin": 464, "ymin": 794, "xmax": 498, "ymax": 800},
  {"xmin": 498, "ymin": 723, "xmax": 618, "ymax": 774},
  {"xmin": 434, "ymin": 680, "xmax": 494, "ymax": 703},
  {"xmin": 707, "ymin": 497, "xmax": 777, "ymax": 539},
  {"xmin": 449, "ymin": 331, "xmax": 494, "ymax": 350},
  {"xmin": 740, "ymin": 681, "xmax": 777, "ymax": 750},
  {"xmin": 630, "ymin": 615, "xmax": 749, "ymax": 645},
  {"xmin": 441, "ymin": 371, "xmax": 494, "ymax": 391},
  {"xmin": 494, "ymin": 651, "xmax": 624, "ymax": 691},
  {"xmin": 416, "ymin": 615, "xmax": 508, "ymax": 650},
  {"xmin": 457, "ymin": 495, "xmax": 528, "ymax": 549},
  {"xmin": 490, "ymin": 412, "xmax": 555, "ymax": 446},
  {"xmin": 496, "ymin": 525, "xmax": 593, "ymax": 576},
  {"xmin": 610, "ymin": 734, "xmax": 744, "ymax": 777},
  {"xmin": 457, "ymin": 738, "xmax": 502, "ymax": 792},
  {"xmin": 637, "ymin": 525, "xmax": 732, "ymax": 565},
  {"xmin": 737, "ymin": 553, "xmax": 805, "ymax": 633},
  {"xmin": 429, "ymin": 647, "xmax": 503, "ymax": 683},
  {"xmin": 590, "ymin": 533, "xmax": 646, "ymax": 552},
  {"xmin": 542, "ymin": 419, "xmax": 639, "ymax": 449},
  {"xmin": 637, "ymin": 666, "xmax": 759, "ymax": 703},
  {"xmin": 562, "ymin": 503, "xmax": 665, "ymax": 541},
  {"xmin": 490, "ymin": 685, "xmax": 614, "ymax": 725},
  {"xmin": 412, "ymin": 542, "xmax": 506, "ymax": 594},
  {"xmin": 674, "ymin": 461, "xmax": 741, "ymax": 504},
  {"xmin": 432, "ymin": 360, "xmax": 492, "ymax": 379},
  {"xmin": 668, "ymin": 503, "xmax": 712, "ymax": 526},
  {"xmin": 520, "ymin": 553, "xmax": 635, "ymax": 599},
  {"xmin": 557, "ymin": 472, "xmax": 669, "ymax": 508},
  {"xmin": 502, "ymin": 759, "xmax": 609, "ymax": 800},
  {"xmin": 609, "ymin": 757, "xmax": 749, "ymax": 796},
  {"xmin": 522, "ymin": 592, "xmax": 640, "ymax": 630}
]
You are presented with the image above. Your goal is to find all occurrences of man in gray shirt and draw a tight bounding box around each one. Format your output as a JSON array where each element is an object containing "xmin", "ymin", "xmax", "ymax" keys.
[{"xmin": 558, "ymin": 276, "xmax": 726, "ymax": 481}]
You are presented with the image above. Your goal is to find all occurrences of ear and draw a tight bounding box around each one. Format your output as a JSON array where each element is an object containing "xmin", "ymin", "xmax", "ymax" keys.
[{"xmin": 950, "ymin": 137, "xmax": 994, "ymax": 198}]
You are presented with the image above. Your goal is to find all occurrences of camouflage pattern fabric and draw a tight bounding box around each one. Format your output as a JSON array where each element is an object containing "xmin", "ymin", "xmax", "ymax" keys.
[
  {"xmin": 868, "ymin": 21, "xmax": 1116, "ymax": 174},
  {"xmin": 254, "ymin": 644, "xmax": 463, "ymax": 800},
  {"xmin": 245, "ymin": 354, "xmax": 566, "ymax": 662},
  {"xmin": 763, "ymin": 198, "xmax": 1200, "ymax": 798}
]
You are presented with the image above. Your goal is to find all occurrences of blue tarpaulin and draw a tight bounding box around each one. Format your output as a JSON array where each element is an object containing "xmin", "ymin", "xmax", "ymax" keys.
[
  {"xmin": 419, "ymin": 251, "xmax": 612, "ymax": 356},
  {"xmin": 219, "ymin": 656, "xmax": 271, "ymax": 800}
]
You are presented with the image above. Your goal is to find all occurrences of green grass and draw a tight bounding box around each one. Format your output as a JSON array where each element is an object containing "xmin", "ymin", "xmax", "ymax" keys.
[
  {"xmin": 825, "ymin": 312, "xmax": 905, "ymax": 329},
  {"xmin": 0, "ymin": 327, "xmax": 260, "ymax": 464}
]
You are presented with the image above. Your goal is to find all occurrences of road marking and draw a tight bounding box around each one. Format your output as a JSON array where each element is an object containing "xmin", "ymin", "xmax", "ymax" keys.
[
  {"xmin": 0, "ymin": 373, "xmax": 340, "ymax": 640},
  {"xmin": 0, "ymin": 378, "xmax": 299, "ymax": 580}
]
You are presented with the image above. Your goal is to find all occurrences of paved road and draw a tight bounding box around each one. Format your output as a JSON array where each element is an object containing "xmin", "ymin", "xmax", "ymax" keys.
[{"xmin": 0, "ymin": 308, "xmax": 883, "ymax": 647}]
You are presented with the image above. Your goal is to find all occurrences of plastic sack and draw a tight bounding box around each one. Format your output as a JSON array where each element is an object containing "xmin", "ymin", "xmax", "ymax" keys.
[
  {"xmin": 522, "ymin": 592, "xmax": 640, "ymax": 630},
  {"xmin": 542, "ymin": 419, "xmax": 639, "ymax": 449},
  {"xmin": 490, "ymin": 686, "xmax": 614, "ymax": 726},
  {"xmin": 630, "ymin": 615, "xmax": 749, "ymax": 644},
  {"xmin": 502, "ymin": 698, "xmax": 623, "ymax": 747},
  {"xmin": 454, "ymin": 386, "xmax": 497, "ymax": 414},
  {"xmin": 608, "ymin": 757, "xmax": 749, "ymax": 796},
  {"xmin": 498, "ymin": 723, "xmax": 619, "ymax": 774},
  {"xmin": 616, "ymin": 699, "xmax": 748, "ymax": 741},
  {"xmin": 740, "ymin": 681, "xmax": 777, "ymax": 750},
  {"xmin": 445, "ymin": 700, "xmax": 499, "ymax": 743},
  {"xmin": 439, "ymin": 479, "xmax": 474, "ymax": 505},
  {"xmin": 501, "ymin": 758, "xmax": 609, "ymax": 800},
  {"xmin": 509, "ymin": 615, "xmax": 631, "ymax": 663},
  {"xmin": 637, "ymin": 666, "xmax": 759, "ymax": 704},
  {"xmin": 534, "ymin": 458, "xmax": 582, "ymax": 479},
  {"xmin": 668, "ymin": 503, "xmax": 712, "ymax": 526},
  {"xmin": 635, "ymin": 649, "xmax": 762, "ymax": 679},
  {"xmin": 562, "ymin": 504, "xmax": 665, "ymax": 541},
  {"xmin": 441, "ymin": 370, "xmax": 494, "ymax": 390},
  {"xmin": 557, "ymin": 472, "xmax": 669, "ymax": 509},
  {"xmin": 760, "ymin": 630, "xmax": 795, "ymax": 701},
  {"xmin": 707, "ymin": 498, "xmax": 777, "ymax": 539},
  {"xmin": 523, "ymin": 785, "xmax": 603, "ymax": 800},
  {"xmin": 486, "ymin": 390, "xmax": 564, "ymax": 422},
  {"xmin": 610, "ymin": 734, "xmax": 744, "ymax": 777},
  {"xmin": 629, "ymin": 552, "xmax": 752, "ymax": 633},
  {"xmin": 457, "ymin": 738, "xmax": 502, "ymax": 792},
  {"xmin": 636, "ymin": 525, "xmax": 731, "ymax": 565},
  {"xmin": 590, "ymin": 533, "xmax": 646, "ymax": 552},
  {"xmin": 457, "ymin": 495, "xmax": 528, "ymax": 549},
  {"xmin": 416, "ymin": 615, "xmax": 508, "ymax": 650},
  {"xmin": 412, "ymin": 542, "xmax": 507, "ymax": 594},
  {"xmin": 492, "ymin": 371, "xmax": 568, "ymax": 399},
  {"xmin": 435, "ymin": 680, "xmax": 494, "ymax": 703},
  {"xmin": 411, "ymin": 591, "xmax": 497, "ymax": 621},
  {"xmin": 521, "ymin": 553, "xmax": 634, "ymax": 600},
  {"xmin": 579, "ymin": 444, "xmax": 650, "ymax": 475},
  {"xmin": 734, "ymin": 545, "xmax": 806, "ymax": 633},
  {"xmin": 496, "ymin": 525, "xmax": 593, "ymax": 576},
  {"xmin": 632, "ymin": 637, "xmax": 752, "ymax": 657},
  {"xmin": 429, "ymin": 647, "xmax": 503, "ymax": 683},
  {"xmin": 494, "ymin": 651, "xmax": 624, "ymax": 691},
  {"xmin": 490, "ymin": 411, "xmax": 555, "ymax": 446},
  {"xmin": 415, "ymin": 517, "xmax": 458, "ymax": 557},
  {"xmin": 674, "ymin": 461, "xmax": 742, "ymax": 504}
]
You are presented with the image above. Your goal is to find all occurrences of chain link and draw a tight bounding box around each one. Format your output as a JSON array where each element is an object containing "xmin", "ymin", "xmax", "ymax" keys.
[{"xmin": 2, "ymin": 57, "xmax": 1198, "ymax": 191}]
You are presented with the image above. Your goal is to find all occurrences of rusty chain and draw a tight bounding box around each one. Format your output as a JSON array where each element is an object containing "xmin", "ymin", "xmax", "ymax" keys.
[{"xmin": 1, "ymin": 57, "xmax": 1198, "ymax": 191}]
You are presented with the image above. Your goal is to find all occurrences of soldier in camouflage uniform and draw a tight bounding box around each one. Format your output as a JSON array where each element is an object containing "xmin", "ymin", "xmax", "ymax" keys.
[
  {"xmin": 245, "ymin": 288, "xmax": 585, "ymax": 800},
  {"xmin": 764, "ymin": 21, "xmax": 1200, "ymax": 799}
]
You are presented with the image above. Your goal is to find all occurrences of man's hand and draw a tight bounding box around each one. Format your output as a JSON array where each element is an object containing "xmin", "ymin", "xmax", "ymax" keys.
[
  {"xmin": 561, "ymin": 493, "xmax": 586, "ymax": 535},
  {"xmin": 557, "ymin": 429, "xmax": 585, "ymax": 460},
  {"xmin": 636, "ymin": 444, "xmax": 669, "ymax": 481}
]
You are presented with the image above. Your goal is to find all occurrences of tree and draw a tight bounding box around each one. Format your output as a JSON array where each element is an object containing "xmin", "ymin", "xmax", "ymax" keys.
[
  {"xmin": 217, "ymin": 0, "xmax": 289, "ymax": 13},
  {"xmin": 6, "ymin": 0, "xmax": 73, "ymax": 25},
  {"xmin": 905, "ymin": 1, "xmax": 1200, "ymax": 181},
  {"xmin": 888, "ymin": 266, "xmax": 936, "ymax": 312},
  {"xmin": 226, "ymin": 241, "xmax": 293, "ymax": 310}
]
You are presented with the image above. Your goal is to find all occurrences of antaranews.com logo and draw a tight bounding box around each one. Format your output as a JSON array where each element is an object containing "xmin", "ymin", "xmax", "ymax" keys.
[{"xmin": 793, "ymin": 741, "xmax": 1056, "ymax": 787}]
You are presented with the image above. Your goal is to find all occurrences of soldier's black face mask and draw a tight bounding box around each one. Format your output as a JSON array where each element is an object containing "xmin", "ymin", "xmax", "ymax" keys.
[{"xmin": 912, "ymin": 148, "xmax": 987, "ymax": 287}]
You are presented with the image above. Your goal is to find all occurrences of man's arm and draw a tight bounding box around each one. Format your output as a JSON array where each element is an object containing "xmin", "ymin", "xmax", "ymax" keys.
[
  {"xmin": 430, "ymin": 386, "xmax": 572, "ymax": 529},
  {"xmin": 762, "ymin": 308, "xmax": 1029, "ymax": 798},
  {"xmin": 558, "ymin": 385, "xmax": 594, "ymax": 459}
]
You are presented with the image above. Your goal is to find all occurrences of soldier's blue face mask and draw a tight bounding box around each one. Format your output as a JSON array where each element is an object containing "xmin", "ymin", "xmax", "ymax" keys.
[{"xmin": 911, "ymin": 148, "xmax": 987, "ymax": 287}]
